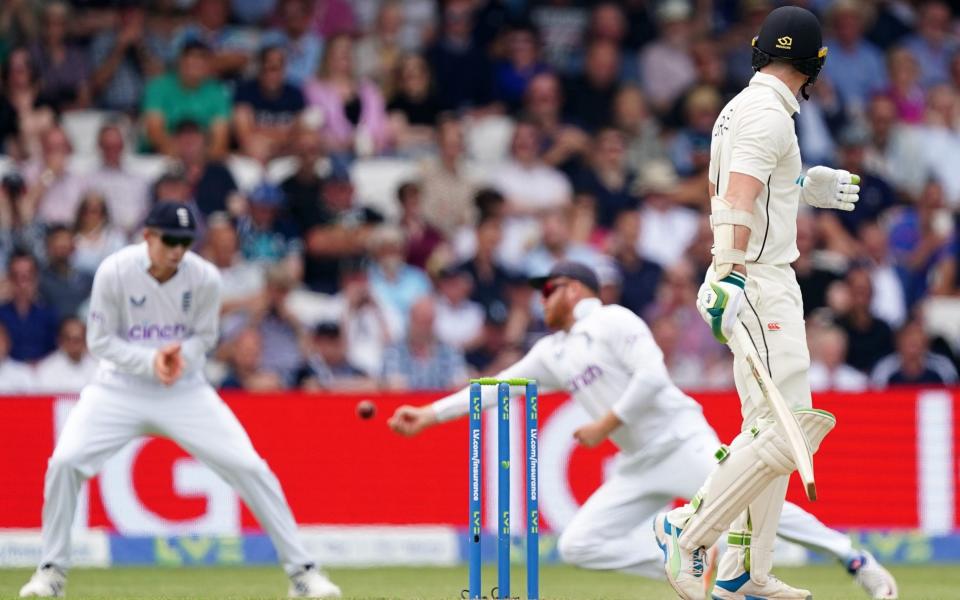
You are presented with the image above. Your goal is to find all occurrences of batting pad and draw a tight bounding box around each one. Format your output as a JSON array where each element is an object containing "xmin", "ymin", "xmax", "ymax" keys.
[{"xmin": 671, "ymin": 409, "xmax": 836, "ymax": 551}]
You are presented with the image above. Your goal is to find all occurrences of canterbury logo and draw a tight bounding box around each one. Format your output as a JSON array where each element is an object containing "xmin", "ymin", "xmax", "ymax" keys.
[
  {"xmin": 767, "ymin": 322, "xmax": 781, "ymax": 331},
  {"xmin": 776, "ymin": 36, "xmax": 793, "ymax": 50}
]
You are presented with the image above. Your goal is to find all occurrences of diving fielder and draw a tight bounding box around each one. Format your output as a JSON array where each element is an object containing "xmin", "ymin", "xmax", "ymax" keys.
[
  {"xmin": 389, "ymin": 261, "xmax": 896, "ymax": 599},
  {"xmin": 20, "ymin": 203, "xmax": 340, "ymax": 599},
  {"xmin": 654, "ymin": 7, "xmax": 884, "ymax": 600}
]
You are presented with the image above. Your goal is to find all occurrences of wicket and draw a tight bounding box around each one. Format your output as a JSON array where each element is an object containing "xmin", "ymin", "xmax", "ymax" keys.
[{"xmin": 467, "ymin": 378, "xmax": 539, "ymax": 600}]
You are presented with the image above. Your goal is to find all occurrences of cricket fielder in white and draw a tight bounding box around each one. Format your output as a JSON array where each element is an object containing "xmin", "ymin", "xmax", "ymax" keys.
[
  {"xmin": 388, "ymin": 261, "xmax": 896, "ymax": 599},
  {"xmin": 654, "ymin": 6, "xmax": 897, "ymax": 600},
  {"xmin": 20, "ymin": 203, "xmax": 340, "ymax": 599}
]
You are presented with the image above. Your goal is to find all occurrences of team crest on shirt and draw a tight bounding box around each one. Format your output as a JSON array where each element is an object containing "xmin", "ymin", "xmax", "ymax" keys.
[
  {"xmin": 130, "ymin": 295, "xmax": 146, "ymax": 307},
  {"xmin": 182, "ymin": 290, "xmax": 192, "ymax": 313}
]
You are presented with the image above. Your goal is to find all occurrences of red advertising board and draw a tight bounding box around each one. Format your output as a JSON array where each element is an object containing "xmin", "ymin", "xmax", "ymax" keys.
[{"xmin": 0, "ymin": 389, "xmax": 955, "ymax": 534}]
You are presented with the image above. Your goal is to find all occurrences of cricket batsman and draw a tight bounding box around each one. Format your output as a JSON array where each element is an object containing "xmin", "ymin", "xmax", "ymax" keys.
[
  {"xmin": 19, "ymin": 203, "xmax": 340, "ymax": 599},
  {"xmin": 388, "ymin": 261, "xmax": 896, "ymax": 599},
  {"xmin": 653, "ymin": 6, "xmax": 878, "ymax": 600}
]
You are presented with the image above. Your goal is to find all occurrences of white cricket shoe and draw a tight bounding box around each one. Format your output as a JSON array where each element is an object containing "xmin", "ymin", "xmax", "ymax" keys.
[
  {"xmin": 654, "ymin": 513, "xmax": 710, "ymax": 600},
  {"xmin": 288, "ymin": 564, "xmax": 341, "ymax": 598},
  {"xmin": 849, "ymin": 551, "xmax": 898, "ymax": 599},
  {"xmin": 711, "ymin": 573, "xmax": 812, "ymax": 600},
  {"xmin": 19, "ymin": 564, "xmax": 67, "ymax": 598}
]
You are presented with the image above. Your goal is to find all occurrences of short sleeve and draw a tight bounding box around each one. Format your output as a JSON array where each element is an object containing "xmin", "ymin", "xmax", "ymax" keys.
[
  {"xmin": 729, "ymin": 107, "xmax": 793, "ymax": 184},
  {"xmin": 142, "ymin": 76, "xmax": 166, "ymax": 113}
]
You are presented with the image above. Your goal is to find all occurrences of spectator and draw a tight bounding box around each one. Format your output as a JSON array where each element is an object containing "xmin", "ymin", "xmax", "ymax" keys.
[
  {"xmin": 38, "ymin": 225, "xmax": 93, "ymax": 320},
  {"xmin": 919, "ymin": 86, "xmax": 960, "ymax": 207},
  {"xmin": 524, "ymin": 72, "xmax": 589, "ymax": 173},
  {"xmin": 492, "ymin": 22, "xmax": 548, "ymax": 113},
  {"xmin": 529, "ymin": 0, "xmax": 589, "ymax": 74},
  {"xmin": 86, "ymin": 123, "xmax": 150, "ymax": 236},
  {"xmin": 524, "ymin": 208, "xmax": 603, "ymax": 277},
  {"xmin": 88, "ymin": 2, "xmax": 165, "ymax": 113},
  {"xmin": 562, "ymin": 38, "xmax": 621, "ymax": 132},
  {"xmin": 612, "ymin": 85, "xmax": 666, "ymax": 170},
  {"xmin": 236, "ymin": 183, "xmax": 301, "ymax": 266},
  {"xmin": 23, "ymin": 126, "xmax": 86, "ymax": 226},
  {"xmin": 902, "ymin": 0, "xmax": 958, "ymax": 89},
  {"xmin": 355, "ymin": 0, "xmax": 405, "ymax": 91},
  {"xmin": 340, "ymin": 259, "xmax": 399, "ymax": 377},
  {"xmin": 1, "ymin": 46, "xmax": 55, "ymax": 159},
  {"xmin": 433, "ymin": 266, "xmax": 484, "ymax": 351},
  {"xmin": 860, "ymin": 221, "xmax": 908, "ymax": 328},
  {"xmin": 457, "ymin": 212, "xmax": 515, "ymax": 315},
  {"xmin": 464, "ymin": 305, "xmax": 518, "ymax": 374},
  {"xmin": 151, "ymin": 171, "xmax": 194, "ymax": 206},
  {"xmin": 282, "ymin": 127, "xmax": 327, "ymax": 226},
  {"xmin": 220, "ymin": 327, "xmax": 284, "ymax": 391},
  {"xmin": 651, "ymin": 316, "xmax": 733, "ymax": 391},
  {"xmin": 299, "ymin": 168, "xmax": 376, "ymax": 294},
  {"xmin": 794, "ymin": 211, "xmax": 845, "ymax": 315},
  {"xmin": 871, "ymin": 319, "xmax": 959, "ymax": 386},
  {"xmin": 808, "ymin": 325, "xmax": 868, "ymax": 392},
  {"xmin": 573, "ymin": 127, "xmax": 638, "ymax": 230},
  {"xmin": 418, "ymin": 115, "xmax": 479, "ymax": 238},
  {"xmin": 832, "ymin": 268, "xmax": 896, "ymax": 373},
  {"xmin": 492, "ymin": 119, "xmax": 573, "ymax": 270},
  {"xmin": 425, "ymin": 0, "xmax": 492, "ymax": 111},
  {"xmin": 34, "ymin": 317, "xmax": 97, "ymax": 393},
  {"xmin": 863, "ymin": 94, "xmax": 925, "ymax": 198},
  {"xmin": 636, "ymin": 161, "xmax": 699, "ymax": 268},
  {"xmin": 262, "ymin": 0, "xmax": 323, "ymax": 86},
  {"xmin": 171, "ymin": 120, "xmax": 238, "ymax": 218},
  {"xmin": 296, "ymin": 321, "xmax": 372, "ymax": 391},
  {"xmin": 202, "ymin": 213, "xmax": 265, "ymax": 318},
  {"xmin": 233, "ymin": 46, "xmax": 306, "ymax": 163},
  {"xmin": 173, "ymin": 0, "xmax": 254, "ymax": 79},
  {"xmin": 307, "ymin": 0, "xmax": 356, "ymax": 39},
  {"xmin": 607, "ymin": 206, "xmax": 662, "ymax": 317},
  {"xmin": 669, "ymin": 85, "xmax": 721, "ymax": 177},
  {"xmin": 822, "ymin": 0, "xmax": 888, "ymax": 112},
  {"xmin": 241, "ymin": 264, "xmax": 304, "ymax": 386},
  {"xmin": 0, "ymin": 322, "xmax": 33, "ymax": 393},
  {"xmin": 142, "ymin": 40, "xmax": 231, "ymax": 159},
  {"xmin": 28, "ymin": 2, "xmax": 90, "ymax": 111},
  {"xmin": 0, "ymin": 251, "xmax": 58, "ymax": 362},
  {"xmin": 882, "ymin": 46, "xmax": 926, "ymax": 124},
  {"xmin": 887, "ymin": 179, "xmax": 952, "ymax": 307},
  {"xmin": 397, "ymin": 181, "xmax": 445, "ymax": 270},
  {"xmin": 638, "ymin": 0, "xmax": 697, "ymax": 113},
  {"xmin": 367, "ymin": 225, "xmax": 431, "ymax": 326},
  {"xmin": 0, "ymin": 1, "xmax": 36, "ymax": 52},
  {"xmin": 304, "ymin": 33, "xmax": 391, "ymax": 157},
  {"xmin": 0, "ymin": 172, "xmax": 47, "ymax": 272},
  {"xmin": 381, "ymin": 296, "xmax": 467, "ymax": 390},
  {"xmin": 387, "ymin": 53, "xmax": 443, "ymax": 154}
]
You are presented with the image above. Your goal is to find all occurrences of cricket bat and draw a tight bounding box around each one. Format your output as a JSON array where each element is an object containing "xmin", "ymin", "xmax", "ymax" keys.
[{"xmin": 732, "ymin": 323, "xmax": 818, "ymax": 501}]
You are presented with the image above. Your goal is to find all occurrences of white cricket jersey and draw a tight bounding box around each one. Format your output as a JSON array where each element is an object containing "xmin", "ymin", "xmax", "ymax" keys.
[
  {"xmin": 432, "ymin": 298, "xmax": 709, "ymax": 457},
  {"xmin": 86, "ymin": 242, "xmax": 222, "ymax": 391},
  {"xmin": 709, "ymin": 72, "xmax": 803, "ymax": 266}
]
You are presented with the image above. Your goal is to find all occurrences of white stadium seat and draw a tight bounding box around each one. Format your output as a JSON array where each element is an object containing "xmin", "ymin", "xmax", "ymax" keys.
[{"xmin": 349, "ymin": 157, "xmax": 419, "ymax": 221}]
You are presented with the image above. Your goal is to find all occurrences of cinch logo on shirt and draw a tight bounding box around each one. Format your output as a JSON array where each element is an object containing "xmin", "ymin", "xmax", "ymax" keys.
[
  {"xmin": 127, "ymin": 323, "xmax": 188, "ymax": 340},
  {"xmin": 569, "ymin": 364, "xmax": 604, "ymax": 393}
]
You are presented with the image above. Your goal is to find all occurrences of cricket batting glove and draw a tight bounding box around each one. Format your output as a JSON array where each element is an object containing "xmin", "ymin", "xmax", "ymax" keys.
[
  {"xmin": 697, "ymin": 272, "xmax": 746, "ymax": 344},
  {"xmin": 798, "ymin": 166, "xmax": 861, "ymax": 211}
]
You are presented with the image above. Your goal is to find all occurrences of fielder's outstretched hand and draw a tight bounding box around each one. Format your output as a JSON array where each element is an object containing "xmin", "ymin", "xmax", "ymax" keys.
[
  {"xmin": 388, "ymin": 405, "xmax": 438, "ymax": 437},
  {"xmin": 154, "ymin": 343, "xmax": 184, "ymax": 386}
]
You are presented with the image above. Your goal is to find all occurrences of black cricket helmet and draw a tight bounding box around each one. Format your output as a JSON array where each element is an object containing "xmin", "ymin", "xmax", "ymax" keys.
[{"xmin": 751, "ymin": 5, "xmax": 828, "ymax": 99}]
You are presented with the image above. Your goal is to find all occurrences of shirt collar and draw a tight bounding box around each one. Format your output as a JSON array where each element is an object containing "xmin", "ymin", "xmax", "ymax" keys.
[
  {"xmin": 749, "ymin": 72, "xmax": 801, "ymax": 115},
  {"xmin": 136, "ymin": 242, "xmax": 152, "ymax": 272},
  {"xmin": 572, "ymin": 297, "xmax": 602, "ymax": 322}
]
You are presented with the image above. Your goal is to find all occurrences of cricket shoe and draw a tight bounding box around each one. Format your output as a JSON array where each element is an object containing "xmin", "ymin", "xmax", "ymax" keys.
[
  {"xmin": 654, "ymin": 512, "xmax": 710, "ymax": 600},
  {"xmin": 847, "ymin": 551, "xmax": 898, "ymax": 599},
  {"xmin": 19, "ymin": 564, "xmax": 66, "ymax": 597},
  {"xmin": 711, "ymin": 572, "xmax": 812, "ymax": 600},
  {"xmin": 288, "ymin": 564, "xmax": 341, "ymax": 598}
]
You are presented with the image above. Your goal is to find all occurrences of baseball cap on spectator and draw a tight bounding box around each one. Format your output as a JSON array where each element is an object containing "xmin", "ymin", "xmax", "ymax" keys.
[
  {"xmin": 144, "ymin": 201, "xmax": 198, "ymax": 238},
  {"xmin": 313, "ymin": 321, "xmax": 342, "ymax": 338},
  {"xmin": 249, "ymin": 183, "xmax": 285, "ymax": 207},
  {"xmin": 179, "ymin": 38, "xmax": 212, "ymax": 57}
]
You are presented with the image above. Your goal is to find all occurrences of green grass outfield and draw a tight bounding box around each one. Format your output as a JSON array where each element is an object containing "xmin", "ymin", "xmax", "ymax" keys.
[{"xmin": 0, "ymin": 564, "xmax": 956, "ymax": 599}]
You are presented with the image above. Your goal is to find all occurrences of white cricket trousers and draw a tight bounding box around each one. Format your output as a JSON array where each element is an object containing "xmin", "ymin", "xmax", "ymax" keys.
[
  {"xmin": 556, "ymin": 428, "xmax": 853, "ymax": 577},
  {"xmin": 39, "ymin": 383, "xmax": 314, "ymax": 574}
]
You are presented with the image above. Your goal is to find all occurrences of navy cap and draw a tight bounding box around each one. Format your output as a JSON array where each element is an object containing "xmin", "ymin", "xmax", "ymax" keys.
[
  {"xmin": 528, "ymin": 260, "xmax": 600, "ymax": 294},
  {"xmin": 144, "ymin": 202, "xmax": 198, "ymax": 238},
  {"xmin": 249, "ymin": 183, "xmax": 285, "ymax": 207}
]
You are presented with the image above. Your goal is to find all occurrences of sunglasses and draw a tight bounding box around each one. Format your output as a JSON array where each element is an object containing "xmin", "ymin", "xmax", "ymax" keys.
[
  {"xmin": 541, "ymin": 280, "xmax": 567, "ymax": 299},
  {"xmin": 161, "ymin": 234, "xmax": 193, "ymax": 248}
]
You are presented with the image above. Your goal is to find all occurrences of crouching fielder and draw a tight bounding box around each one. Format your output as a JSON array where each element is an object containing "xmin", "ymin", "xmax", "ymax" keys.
[
  {"xmin": 20, "ymin": 203, "xmax": 339, "ymax": 599},
  {"xmin": 388, "ymin": 261, "xmax": 896, "ymax": 599},
  {"xmin": 655, "ymin": 7, "xmax": 895, "ymax": 600}
]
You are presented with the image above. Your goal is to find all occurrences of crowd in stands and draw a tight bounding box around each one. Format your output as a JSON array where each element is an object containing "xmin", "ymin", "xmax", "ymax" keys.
[{"xmin": 0, "ymin": 0, "xmax": 959, "ymax": 394}]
